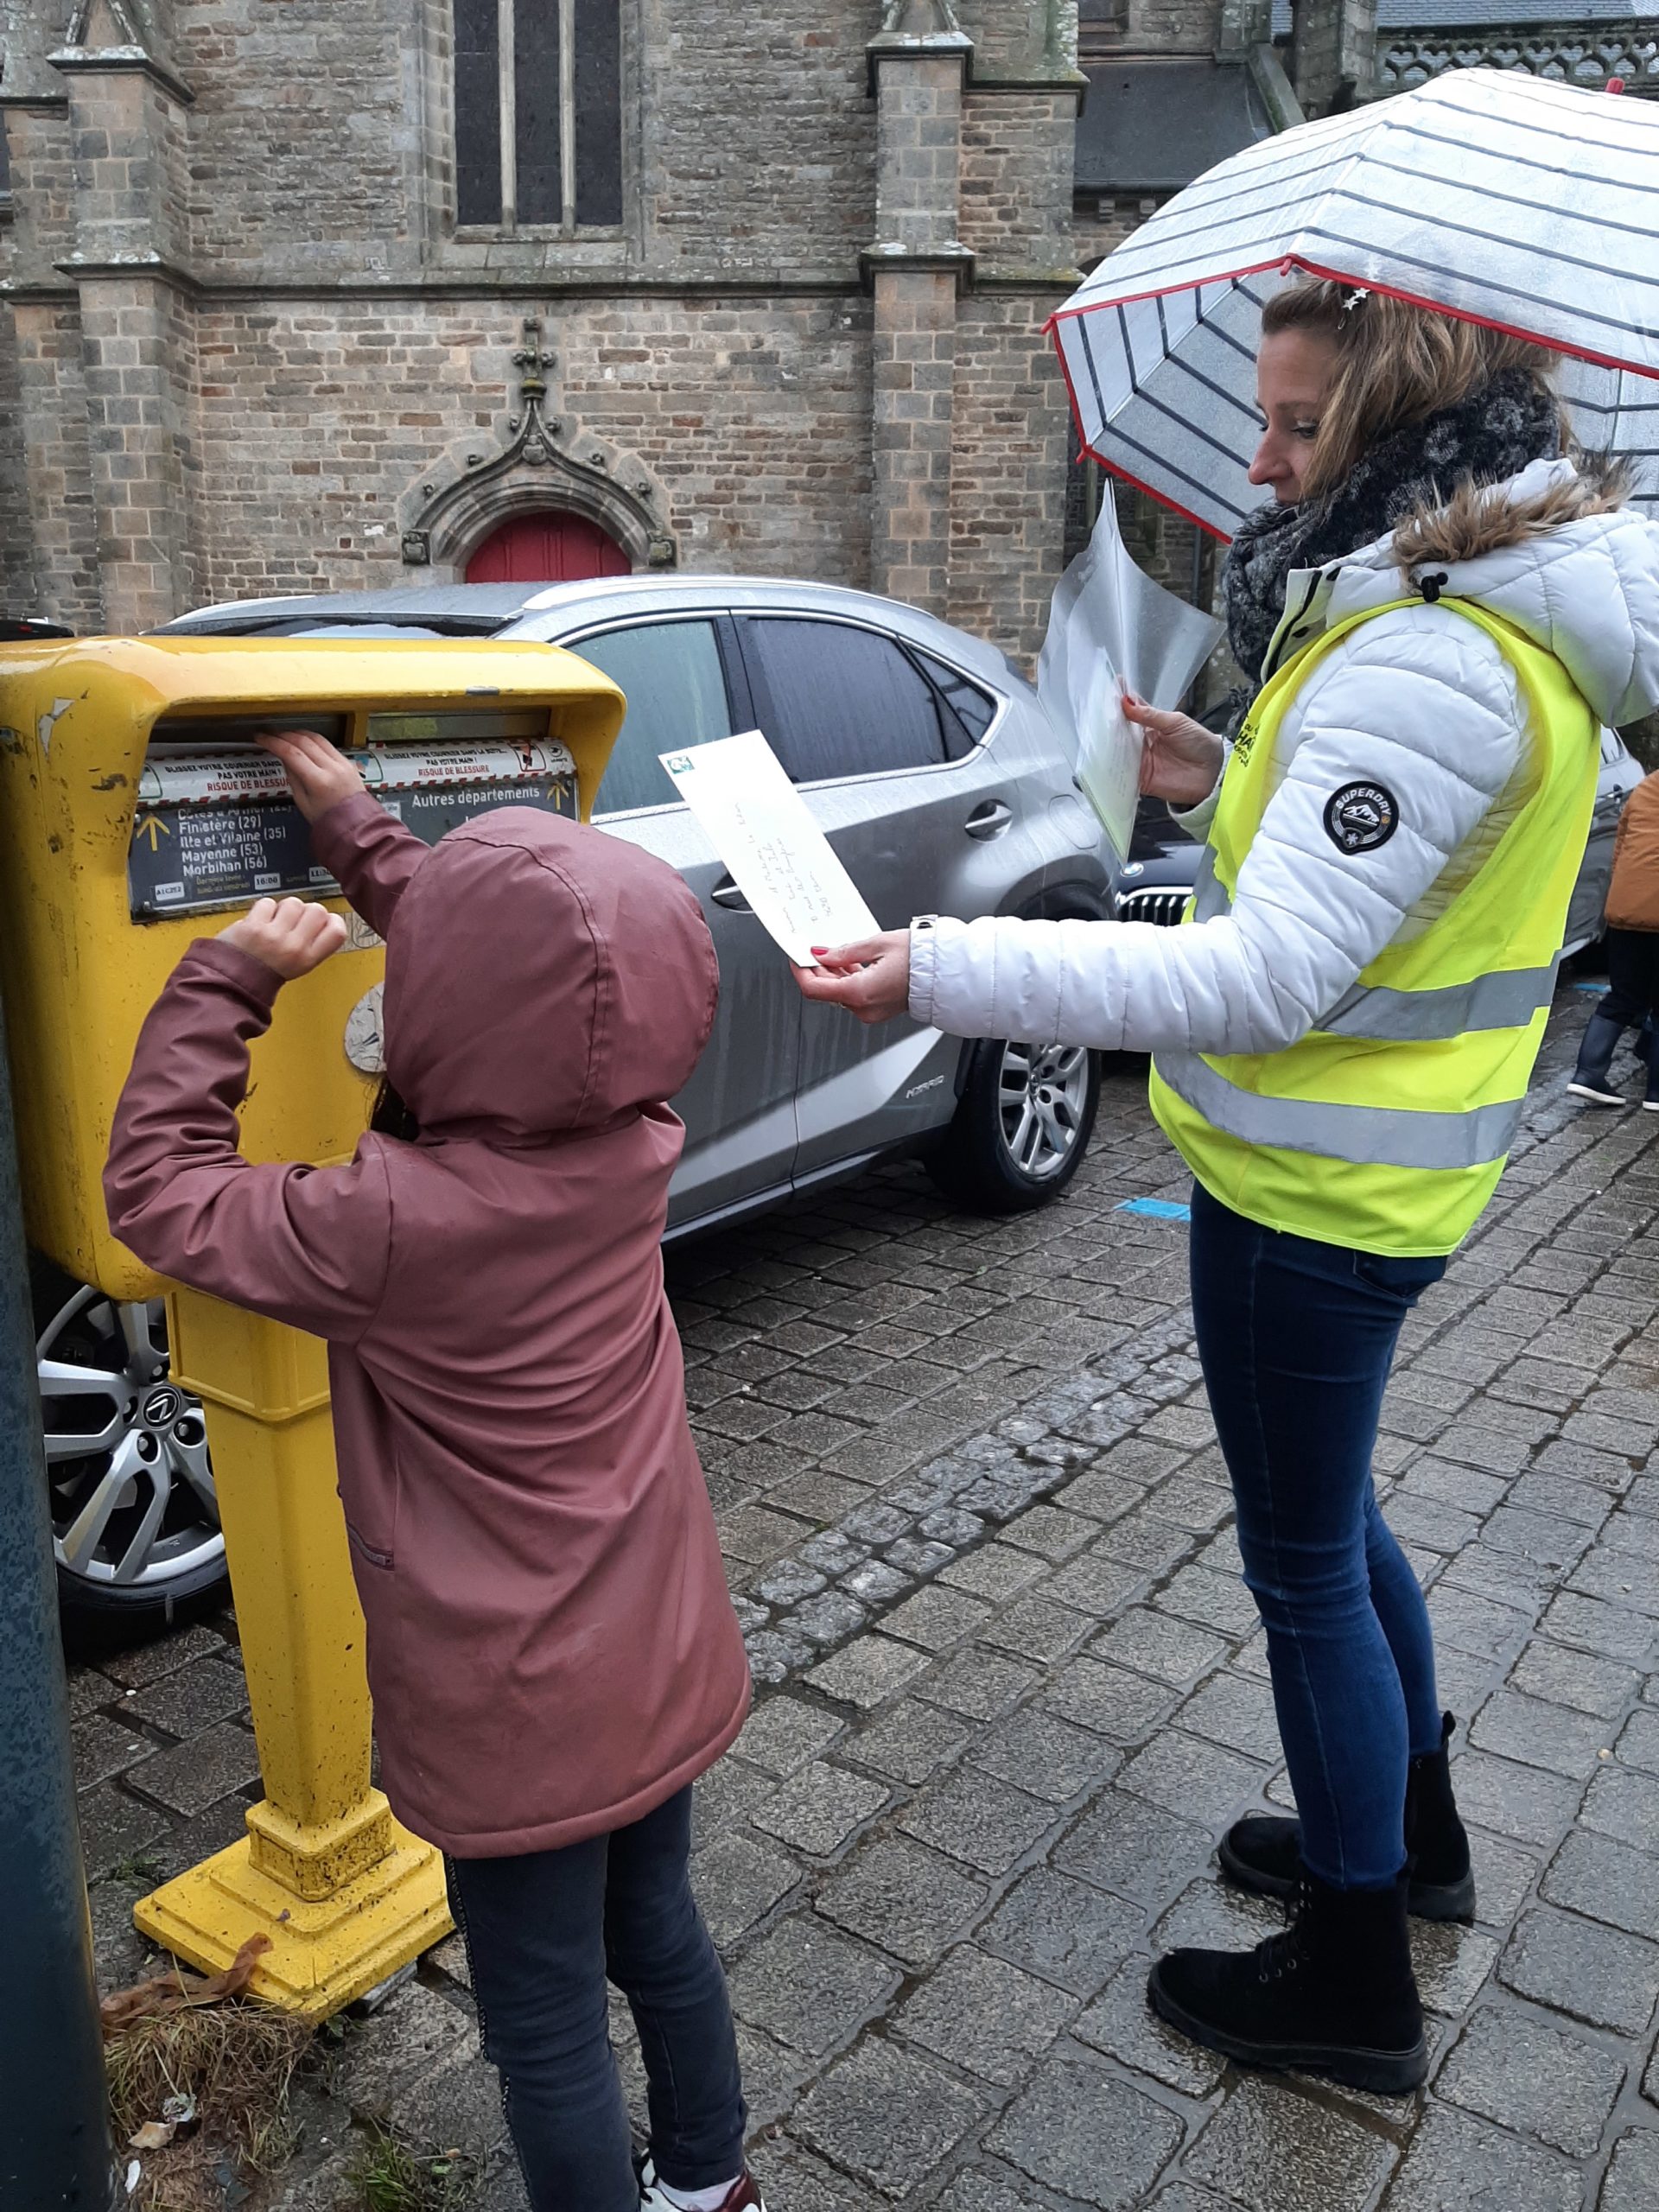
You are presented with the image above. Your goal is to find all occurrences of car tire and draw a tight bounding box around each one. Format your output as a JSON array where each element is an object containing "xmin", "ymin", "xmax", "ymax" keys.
[
  {"xmin": 926, "ymin": 1033, "xmax": 1101, "ymax": 1215},
  {"xmin": 33, "ymin": 1255, "xmax": 228, "ymax": 1640}
]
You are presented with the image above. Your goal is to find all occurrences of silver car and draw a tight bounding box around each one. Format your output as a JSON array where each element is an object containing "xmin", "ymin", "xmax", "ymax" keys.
[{"xmin": 42, "ymin": 575, "xmax": 1122, "ymax": 1629}]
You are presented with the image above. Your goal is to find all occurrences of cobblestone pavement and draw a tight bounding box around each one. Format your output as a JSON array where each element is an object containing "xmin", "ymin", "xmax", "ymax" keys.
[{"xmin": 74, "ymin": 988, "xmax": 1659, "ymax": 2210}]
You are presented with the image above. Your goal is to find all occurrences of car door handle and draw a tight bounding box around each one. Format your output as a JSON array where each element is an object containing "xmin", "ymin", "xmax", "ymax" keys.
[
  {"xmin": 964, "ymin": 800, "xmax": 1013, "ymax": 840},
  {"xmin": 711, "ymin": 878, "xmax": 753, "ymax": 911}
]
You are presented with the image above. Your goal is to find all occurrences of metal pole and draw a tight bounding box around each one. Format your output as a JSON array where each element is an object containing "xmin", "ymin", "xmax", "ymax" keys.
[{"xmin": 0, "ymin": 982, "xmax": 114, "ymax": 2209}]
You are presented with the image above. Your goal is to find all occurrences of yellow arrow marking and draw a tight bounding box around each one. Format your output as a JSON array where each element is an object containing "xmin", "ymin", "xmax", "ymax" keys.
[{"xmin": 135, "ymin": 814, "xmax": 171, "ymax": 852}]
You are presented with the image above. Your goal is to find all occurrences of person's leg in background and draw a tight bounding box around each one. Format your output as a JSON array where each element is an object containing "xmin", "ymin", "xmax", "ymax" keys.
[
  {"xmin": 1147, "ymin": 1185, "xmax": 1445, "ymax": 2092},
  {"xmin": 445, "ymin": 1840, "xmax": 639, "ymax": 2212},
  {"xmin": 604, "ymin": 1787, "xmax": 755, "ymax": 2212},
  {"xmin": 1629, "ymin": 930, "xmax": 1659, "ymax": 1107},
  {"xmin": 1571, "ymin": 926, "xmax": 1651, "ymax": 1103}
]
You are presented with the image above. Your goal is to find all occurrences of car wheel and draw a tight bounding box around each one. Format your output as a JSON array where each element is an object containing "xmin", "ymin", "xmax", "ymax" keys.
[
  {"xmin": 37, "ymin": 1273, "xmax": 227, "ymax": 1631},
  {"xmin": 926, "ymin": 1035, "xmax": 1101, "ymax": 1215}
]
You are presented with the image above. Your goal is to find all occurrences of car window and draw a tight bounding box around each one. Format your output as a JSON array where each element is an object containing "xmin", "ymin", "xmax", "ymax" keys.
[
  {"xmin": 567, "ymin": 620, "xmax": 736, "ymax": 814},
  {"xmin": 911, "ymin": 646, "xmax": 996, "ymax": 757},
  {"xmin": 742, "ymin": 618, "xmax": 963, "ymax": 783}
]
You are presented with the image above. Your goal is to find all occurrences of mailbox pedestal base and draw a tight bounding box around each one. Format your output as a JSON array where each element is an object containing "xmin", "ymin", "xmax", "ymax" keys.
[{"xmin": 136, "ymin": 1795, "xmax": 448, "ymax": 2016}]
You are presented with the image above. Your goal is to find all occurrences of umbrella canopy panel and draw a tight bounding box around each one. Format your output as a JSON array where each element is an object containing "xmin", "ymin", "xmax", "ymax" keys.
[{"xmin": 1052, "ymin": 70, "xmax": 1659, "ymax": 540}]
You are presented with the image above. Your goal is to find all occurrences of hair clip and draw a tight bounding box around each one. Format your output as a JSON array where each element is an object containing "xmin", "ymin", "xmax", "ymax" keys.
[{"xmin": 1338, "ymin": 285, "xmax": 1370, "ymax": 326}]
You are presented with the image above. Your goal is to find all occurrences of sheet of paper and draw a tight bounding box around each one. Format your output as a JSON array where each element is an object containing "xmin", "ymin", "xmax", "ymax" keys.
[
  {"xmin": 1037, "ymin": 487, "xmax": 1222, "ymax": 864},
  {"xmin": 659, "ymin": 729, "xmax": 880, "ymax": 965}
]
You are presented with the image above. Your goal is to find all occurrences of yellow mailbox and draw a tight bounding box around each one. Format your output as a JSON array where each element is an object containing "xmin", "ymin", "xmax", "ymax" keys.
[{"xmin": 0, "ymin": 637, "xmax": 625, "ymax": 2012}]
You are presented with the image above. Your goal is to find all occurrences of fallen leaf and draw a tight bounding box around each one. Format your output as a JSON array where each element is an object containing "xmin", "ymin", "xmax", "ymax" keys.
[
  {"xmin": 128, "ymin": 2121, "xmax": 175, "ymax": 2152},
  {"xmin": 101, "ymin": 1934, "xmax": 273, "ymax": 2035}
]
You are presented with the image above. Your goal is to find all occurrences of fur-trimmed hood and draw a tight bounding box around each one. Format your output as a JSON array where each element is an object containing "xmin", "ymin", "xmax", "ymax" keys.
[{"xmin": 1268, "ymin": 458, "xmax": 1659, "ymax": 729}]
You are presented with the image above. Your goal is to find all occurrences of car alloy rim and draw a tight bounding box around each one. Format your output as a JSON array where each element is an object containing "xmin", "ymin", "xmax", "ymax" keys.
[
  {"xmin": 995, "ymin": 1041, "xmax": 1091, "ymax": 1180},
  {"xmin": 38, "ymin": 1287, "xmax": 223, "ymax": 1589}
]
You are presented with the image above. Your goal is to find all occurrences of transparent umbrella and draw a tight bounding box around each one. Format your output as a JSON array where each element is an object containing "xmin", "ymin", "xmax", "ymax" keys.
[{"xmin": 1049, "ymin": 69, "xmax": 1659, "ymax": 538}]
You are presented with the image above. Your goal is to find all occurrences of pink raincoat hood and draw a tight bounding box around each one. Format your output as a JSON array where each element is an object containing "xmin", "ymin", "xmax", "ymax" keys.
[{"xmin": 384, "ymin": 808, "xmax": 719, "ymax": 1141}]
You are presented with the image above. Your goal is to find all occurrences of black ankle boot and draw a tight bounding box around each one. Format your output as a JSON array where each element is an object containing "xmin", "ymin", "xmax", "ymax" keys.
[
  {"xmin": 1147, "ymin": 1872, "xmax": 1427, "ymax": 2095},
  {"xmin": 1569, "ymin": 1010, "xmax": 1627, "ymax": 1104},
  {"xmin": 1218, "ymin": 1713, "xmax": 1476, "ymax": 1924}
]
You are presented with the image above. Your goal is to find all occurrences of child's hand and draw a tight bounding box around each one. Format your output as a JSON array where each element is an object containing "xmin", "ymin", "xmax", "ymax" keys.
[
  {"xmin": 257, "ymin": 729, "xmax": 366, "ymax": 822},
  {"xmin": 219, "ymin": 896, "xmax": 347, "ymax": 979}
]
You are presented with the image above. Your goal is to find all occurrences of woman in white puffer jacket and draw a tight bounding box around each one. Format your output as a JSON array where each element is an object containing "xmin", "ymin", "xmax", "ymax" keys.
[{"xmin": 799, "ymin": 279, "xmax": 1659, "ymax": 2096}]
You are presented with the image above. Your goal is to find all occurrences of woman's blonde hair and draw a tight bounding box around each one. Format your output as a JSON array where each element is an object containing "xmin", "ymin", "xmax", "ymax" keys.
[{"xmin": 1260, "ymin": 278, "xmax": 1567, "ymax": 501}]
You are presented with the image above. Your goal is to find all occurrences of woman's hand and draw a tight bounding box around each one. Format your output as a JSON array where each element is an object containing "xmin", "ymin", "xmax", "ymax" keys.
[
  {"xmin": 1122, "ymin": 691, "xmax": 1224, "ymax": 810},
  {"xmin": 795, "ymin": 929, "xmax": 912, "ymax": 1024},
  {"xmin": 219, "ymin": 896, "xmax": 347, "ymax": 979},
  {"xmin": 257, "ymin": 729, "xmax": 366, "ymax": 822}
]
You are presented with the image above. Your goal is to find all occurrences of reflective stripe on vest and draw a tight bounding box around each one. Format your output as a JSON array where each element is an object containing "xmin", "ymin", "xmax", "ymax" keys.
[
  {"xmin": 1154, "ymin": 1047, "xmax": 1526, "ymax": 1169},
  {"xmin": 1149, "ymin": 593, "xmax": 1601, "ymax": 1257}
]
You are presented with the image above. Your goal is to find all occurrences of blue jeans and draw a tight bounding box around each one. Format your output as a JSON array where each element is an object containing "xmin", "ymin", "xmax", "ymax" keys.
[
  {"xmin": 446, "ymin": 1786, "xmax": 746, "ymax": 2212},
  {"xmin": 1188, "ymin": 1185, "xmax": 1447, "ymax": 1890}
]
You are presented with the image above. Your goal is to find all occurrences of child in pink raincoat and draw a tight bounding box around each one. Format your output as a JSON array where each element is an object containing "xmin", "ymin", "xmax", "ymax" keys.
[{"xmin": 105, "ymin": 733, "xmax": 762, "ymax": 2212}]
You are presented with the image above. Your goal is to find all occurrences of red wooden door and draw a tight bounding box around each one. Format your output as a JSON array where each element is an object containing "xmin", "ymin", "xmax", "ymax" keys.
[{"xmin": 464, "ymin": 512, "xmax": 630, "ymax": 584}]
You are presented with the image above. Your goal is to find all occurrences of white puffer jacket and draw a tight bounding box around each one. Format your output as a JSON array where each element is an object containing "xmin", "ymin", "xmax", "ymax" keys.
[{"xmin": 911, "ymin": 460, "xmax": 1659, "ymax": 1054}]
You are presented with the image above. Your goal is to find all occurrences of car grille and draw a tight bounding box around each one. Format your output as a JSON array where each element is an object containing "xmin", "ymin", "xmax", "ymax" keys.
[{"xmin": 1117, "ymin": 887, "xmax": 1188, "ymax": 927}]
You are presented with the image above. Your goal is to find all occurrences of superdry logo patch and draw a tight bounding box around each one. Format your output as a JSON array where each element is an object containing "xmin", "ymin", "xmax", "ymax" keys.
[{"xmin": 1324, "ymin": 781, "xmax": 1399, "ymax": 855}]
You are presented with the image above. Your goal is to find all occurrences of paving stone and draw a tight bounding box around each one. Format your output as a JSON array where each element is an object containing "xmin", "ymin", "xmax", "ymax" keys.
[
  {"xmin": 815, "ymin": 1836, "xmax": 988, "ymax": 1969},
  {"xmin": 124, "ymin": 1719, "xmax": 260, "ymax": 1817},
  {"xmin": 898, "ymin": 1768, "xmax": 1055, "ymax": 1876},
  {"xmin": 1471, "ymin": 1688, "xmax": 1612, "ymax": 1777},
  {"xmin": 1507, "ymin": 1638, "xmax": 1641, "ymax": 1718},
  {"xmin": 1041, "ymin": 1658, "xmax": 1182, "ymax": 1747},
  {"xmin": 979, "ymin": 1592, "xmax": 1095, "ymax": 1666},
  {"xmin": 692, "ymin": 1755, "xmax": 778, "ymax": 1844},
  {"xmin": 1072, "ymin": 1953, "xmax": 1226, "ymax": 2094},
  {"xmin": 933, "ymin": 2172, "xmax": 1058, "ymax": 2212},
  {"xmin": 1483, "ymin": 1507, "xmax": 1592, "ymax": 1574},
  {"xmin": 938, "ymin": 1544, "xmax": 1049, "ymax": 1602},
  {"xmin": 1046, "ymin": 1543, "xmax": 1152, "ymax": 1618},
  {"xmin": 334, "ymin": 1981, "xmax": 473, "ymax": 2117},
  {"xmin": 1569, "ymin": 1544, "xmax": 1659, "ymax": 1614},
  {"xmin": 1402, "ymin": 1917, "xmax": 1500, "ymax": 2018},
  {"xmin": 693, "ymin": 1832, "xmax": 802, "ymax": 1948},
  {"xmin": 1056, "ymin": 1789, "xmax": 1214, "ymax": 1912},
  {"xmin": 734, "ymin": 2019, "xmax": 812, "ymax": 2131},
  {"xmin": 1384, "ymin": 2100, "xmax": 1580, "ymax": 2211},
  {"xmin": 1541, "ymin": 1589, "xmax": 1659, "ymax": 1665},
  {"xmin": 1153, "ymin": 1562, "xmax": 1260, "ymax": 1639},
  {"xmin": 1090, "ymin": 1607, "xmax": 1229, "ymax": 1688},
  {"xmin": 986, "ymin": 2054, "xmax": 1184, "ymax": 2209},
  {"xmin": 745, "ymin": 2139, "xmax": 870, "ymax": 2212},
  {"xmin": 1600, "ymin": 2128, "xmax": 1659, "ymax": 2212},
  {"xmin": 1499, "ymin": 1902, "xmax": 1659, "ymax": 2033},
  {"xmin": 97, "ymin": 1623, "xmax": 228, "ymax": 1690},
  {"xmin": 805, "ymin": 1635, "xmax": 930, "ymax": 1711},
  {"xmin": 1004, "ymin": 1503, "xmax": 1106, "ymax": 1562},
  {"xmin": 1116, "ymin": 1730, "xmax": 1266, "ymax": 1830},
  {"xmin": 1452, "ymin": 1750, "xmax": 1584, "ymax": 1847},
  {"xmin": 1465, "ymin": 1827, "xmax": 1540, "ymax": 1926},
  {"xmin": 1544, "ymin": 1826, "xmax": 1659, "ymax": 1939},
  {"xmin": 1434, "ymin": 1999, "xmax": 1625, "ymax": 2158},
  {"xmin": 843, "ymin": 1697, "xmax": 973, "ymax": 1786},
  {"xmin": 893, "ymin": 1944, "xmax": 1077, "ymax": 2085},
  {"xmin": 916, "ymin": 1645, "xmax": 1042, "ymax": 1722},
  {"xmin": 1152, "ymin": 1876, "xmax": 1285, "ymax": 1955},
  {"xmin": 748, "ymin": 1759, "xmax": 889, "ymax": 1859},
  {"xmin": 970, "ymin": 1707, "xmax": 1121, "ymax": 1804},
  {"xmin": 1616, "ymin": 1707, "xmax": 1659, "ymax": 1773},
  {"xmin": 1427, "ymin": 1584, "xmax": 1535, "ymax": 1660},
  {"xmin": 1178, "ymin": 1671, "xmax": 1284, "ymax": 1763},
  {"xmin": 728, "ymin": 1914, "xmax": 899, "ymax": 2057},
  {"xmin": 882, "ymin": 1583, "xmax": 996, "ymax": 1652},
  {"xmin": 72, "ymin": 1713, "xmax": 159, "ymax": 1789},
  {"xmin": 1583, "ymin": 1762, "xmax": 1659, "ymax": 1850},
  {"xmin": 794, "ymin": 2033, "xmax": 988, "ymax": 2198},
  {"xmin": 737, "ymin": 1695, "xmax": 845, "ymax": 1777},
  {"xmin": 980, "ymin": 1866, "xmax": 1144, "ymax": 1998},
  {"xmin": 385, "ymin": 2045, "xmax": 509, "ymax": 2160},
  {"xmin": 842, "ymin": 1558, "xmax": 912, "ymax": 1605},
  {"xmin": 120, "ymin": 1656, "xmax": 249, "ymax": 1738},
  {"xmin": 1184, "ymin": 2076, "xmax": 1398, "ymax": 2212}
]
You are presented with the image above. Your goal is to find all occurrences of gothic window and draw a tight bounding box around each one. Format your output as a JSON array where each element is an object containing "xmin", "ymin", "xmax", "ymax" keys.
[{"xmin": 453, "ymin": 0, "xmax": 622, "ymax": 232}]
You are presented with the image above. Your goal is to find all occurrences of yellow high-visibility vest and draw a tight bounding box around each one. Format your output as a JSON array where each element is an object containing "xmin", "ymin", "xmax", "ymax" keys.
[{"xmin": 1149, "ymin": 597, "xmax": 1600, "ymax": 1257}]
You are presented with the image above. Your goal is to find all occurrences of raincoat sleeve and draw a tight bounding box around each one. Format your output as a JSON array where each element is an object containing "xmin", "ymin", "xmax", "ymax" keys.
[
  {"xmin": 910, "ymin": 607, "xmax": 1526, "ymax": 1054},
  {"xmin": 105, "ymin": 939, "xmax": 392, "ymax": 1343},
  {"xmin": 308, "ymin": 791, "xmax": 428, "ymax": 943}
]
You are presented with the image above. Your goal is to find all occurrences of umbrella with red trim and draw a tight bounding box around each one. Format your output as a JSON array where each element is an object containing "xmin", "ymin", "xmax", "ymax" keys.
[{"xmin": 1049, "ymin": 68, "xmax": 1659, "ymax": 541}]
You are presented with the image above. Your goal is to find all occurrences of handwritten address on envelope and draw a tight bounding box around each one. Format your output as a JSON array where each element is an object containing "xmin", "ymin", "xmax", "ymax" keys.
[{"xmin": 659, "ymin": 730, "xmax": 880, "ymax": 966}]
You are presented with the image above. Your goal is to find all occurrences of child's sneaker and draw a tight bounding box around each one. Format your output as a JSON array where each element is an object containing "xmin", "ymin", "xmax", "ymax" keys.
[
  {"xmin": 1568, "ymin": 1076, "xmax": 1625, "ymax": 1105},
  {"xmin": 637, "ymin": 2154, "xmax": 766, "ymax": 2211}
]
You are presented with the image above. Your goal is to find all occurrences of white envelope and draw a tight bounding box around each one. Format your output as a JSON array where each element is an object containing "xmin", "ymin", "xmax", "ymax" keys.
[{"xmin": 659, "ymin": 729, "xmax": 880, "ymax": 966}]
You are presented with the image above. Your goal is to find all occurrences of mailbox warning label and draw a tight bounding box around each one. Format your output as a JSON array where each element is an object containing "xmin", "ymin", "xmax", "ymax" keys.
[{"xmin": 128, "ymin": 777, "xmax": 576, "ymax": 920}]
